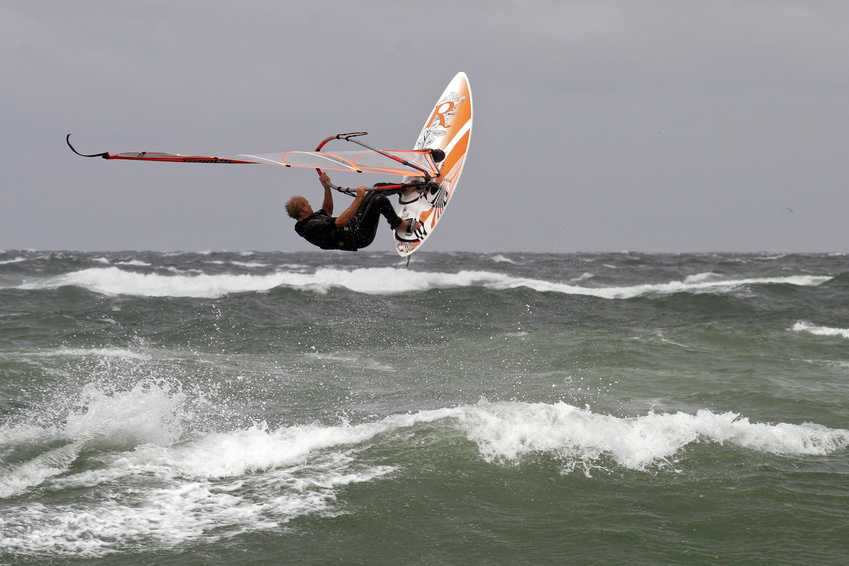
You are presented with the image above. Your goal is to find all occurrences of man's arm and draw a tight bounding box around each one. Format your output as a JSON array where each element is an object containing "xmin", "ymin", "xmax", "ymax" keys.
[
  {"xmin": 334, "ymin": 186, "xmax": 366, "ymax": 228},
  {"xmin": 319, "ymin": 173, "xmax": 334, "ymax": 216}
]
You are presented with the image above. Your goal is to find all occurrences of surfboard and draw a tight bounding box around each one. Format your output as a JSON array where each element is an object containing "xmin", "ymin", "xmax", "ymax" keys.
[{"xmin": 393, "ymin": 72, "xmax": 473, "ymax": 257}]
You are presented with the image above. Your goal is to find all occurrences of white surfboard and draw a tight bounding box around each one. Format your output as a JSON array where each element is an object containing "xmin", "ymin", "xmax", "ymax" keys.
[{"xmin": 393, "ymin": 72, "xmax": 473, "ymax": 257}]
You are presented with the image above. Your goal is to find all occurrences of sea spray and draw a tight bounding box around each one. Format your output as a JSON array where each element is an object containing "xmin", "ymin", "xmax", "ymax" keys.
[{"xmin": 3, "ymin": 251, "xmax": 849, "ymax": 564}]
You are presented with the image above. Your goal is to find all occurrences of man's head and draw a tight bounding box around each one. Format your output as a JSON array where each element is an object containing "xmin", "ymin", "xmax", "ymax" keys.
[{"xmin": 286, "ymin": 196, "xmax": 312, "ymax": 220}]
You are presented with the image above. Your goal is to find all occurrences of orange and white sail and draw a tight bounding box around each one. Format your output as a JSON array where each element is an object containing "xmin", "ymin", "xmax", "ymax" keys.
[{"xmin": 68, "ymin": 136, "xmax": 440, "ymax": 178}]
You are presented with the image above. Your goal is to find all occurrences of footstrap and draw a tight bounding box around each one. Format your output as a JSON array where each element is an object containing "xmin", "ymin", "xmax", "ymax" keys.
[{"xmin": 405, "ymin": 218, "xmax": 417, "ymax": 236}]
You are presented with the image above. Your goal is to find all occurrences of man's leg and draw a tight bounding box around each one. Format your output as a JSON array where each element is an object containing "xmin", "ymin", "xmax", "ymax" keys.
[{"xmin": 349, "ymin": 194, "xmax": 403, "ymax": 249}]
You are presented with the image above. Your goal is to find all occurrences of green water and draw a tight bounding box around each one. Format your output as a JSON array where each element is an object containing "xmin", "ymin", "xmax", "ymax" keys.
[{"xmin": 1, "ymin": 251, "xmax": 848, "ymax": 564}]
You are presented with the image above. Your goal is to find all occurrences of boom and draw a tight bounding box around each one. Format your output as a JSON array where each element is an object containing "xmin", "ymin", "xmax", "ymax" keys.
[{"xmin": 66, "ymin": 134, "xmax": 442, "ymax": 179}]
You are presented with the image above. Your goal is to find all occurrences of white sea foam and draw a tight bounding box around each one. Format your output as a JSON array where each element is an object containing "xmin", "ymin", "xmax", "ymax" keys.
[
  {"xmin": 683, "ymin": 271, "xmax": 723, "ymax": 284},
  {"xmin": 19, "ymin": 267, "xmax": 292, "ymax": 298},
  {"xmin": 0, "ymin": 442, "xmax": 83, "ymax": 499},
  {"xmin": 230, "ymin": 261, "xmax": 269, "ymax": 268},
  {"xmin": 204, "ymin": 260, "xmax": 267, "ymax": 268},
  {"xmin": 2, "ymin": 395, "xmax": 847, "ymax": 556},
  {"xmin": 0, "ymin": 382, "xmax": 185, "ymax": 498},
  {"xmin": 115, "ymin": 259, "xmax": 151, "ymax": 267},
  {"xmin": 792, "ymin": 321, "xmax": 849, "ymax": 339},
  {"xmin": 0, "ymin": 384, "xmax": 395, "ymax": 555},
  {"xmin": 63, "ymin": 383, "xmax": 185, "ymax": 449},
  {"xmin": 14, "ymin": 266, "xmax": 834, "ymax": 299},
  {"xmin": 447, "ymin": 401, "xmax": 849, "ymax": 475}
]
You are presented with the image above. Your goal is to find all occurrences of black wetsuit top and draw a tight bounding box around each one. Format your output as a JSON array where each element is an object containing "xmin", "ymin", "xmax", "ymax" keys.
[
  {"xmin": 294, "ymin": 210, "xmax": 347, "ymax": 250},
  {"xmin": 294, "ymin": 195, "xmax": 405, "ymax": 252}
]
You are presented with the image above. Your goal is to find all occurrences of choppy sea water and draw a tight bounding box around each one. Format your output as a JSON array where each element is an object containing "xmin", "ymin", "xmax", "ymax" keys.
[{"xmin": 1, "ymin": 250, "xmax": 848, "ymax": 565}]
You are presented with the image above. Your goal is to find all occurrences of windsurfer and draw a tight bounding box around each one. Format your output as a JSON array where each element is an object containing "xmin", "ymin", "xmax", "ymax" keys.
[{"xmin": 286, "ymin": 173, "xmax": 421, "ymax": 251}]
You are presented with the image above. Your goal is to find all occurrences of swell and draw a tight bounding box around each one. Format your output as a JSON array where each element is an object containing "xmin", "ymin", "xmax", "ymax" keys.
[
  {"xmin": 5, "ymin": 263, "xmax": 834, "ymax": 301},
  {"xmin": 3, "ymin": 390, "xmax": 847, "ymax": 555}
]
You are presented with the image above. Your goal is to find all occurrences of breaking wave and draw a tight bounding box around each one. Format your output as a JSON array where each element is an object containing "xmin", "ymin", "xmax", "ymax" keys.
[
  {"xmin": 792, "ymin": 321, "xmax": 849, "ymax": 339},
  {"xmin": 12, "ymin": 266, "xmax": 832, "ymax": 299},
  {"xmin": 2, "ymin": 387, "xmax": 846, "ymax": 556}
]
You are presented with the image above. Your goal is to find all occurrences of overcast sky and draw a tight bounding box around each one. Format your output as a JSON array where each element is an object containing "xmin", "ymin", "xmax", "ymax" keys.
[{"xmin": 2, "ymin": 0, "xmax": 847, "ymax": 253}]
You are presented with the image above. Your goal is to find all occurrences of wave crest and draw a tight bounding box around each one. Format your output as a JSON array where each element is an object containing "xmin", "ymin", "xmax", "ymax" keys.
[
  {"xmin": 15, "ymin": 266, "xmax": 833, "ymax": 299},
  {"xmin": 2, "ymin": 396, "xmax": 846, "ymax": 556}
]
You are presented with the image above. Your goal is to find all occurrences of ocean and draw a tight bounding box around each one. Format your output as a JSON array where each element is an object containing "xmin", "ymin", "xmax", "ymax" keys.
[{"xmin": 1, "ymin": 250, "xmax": 848, "ymax": 565}]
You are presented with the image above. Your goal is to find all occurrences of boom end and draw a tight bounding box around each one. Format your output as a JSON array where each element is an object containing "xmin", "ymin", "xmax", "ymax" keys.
[{"xmin": 66, "ymin": 134, "xmax": 110, "ymax": 159}]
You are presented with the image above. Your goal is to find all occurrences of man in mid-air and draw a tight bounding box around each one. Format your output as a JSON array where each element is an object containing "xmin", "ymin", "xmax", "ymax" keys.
[{"xmin": 286, "ymin": 173, "xmax": 421, "ymax": 251}]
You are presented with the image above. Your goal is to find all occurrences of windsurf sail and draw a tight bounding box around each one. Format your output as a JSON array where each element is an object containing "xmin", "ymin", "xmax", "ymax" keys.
[{"xmin": 66, "ymin": 134, "xmax": 441, "ymax": 178}]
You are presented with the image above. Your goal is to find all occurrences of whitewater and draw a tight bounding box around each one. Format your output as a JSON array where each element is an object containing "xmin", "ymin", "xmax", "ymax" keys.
[{"xmin": 2, "ymin": 250, "xmax": 848, "ymax": 564}]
